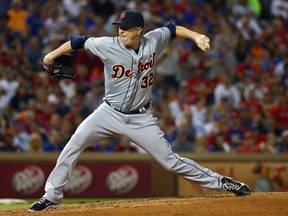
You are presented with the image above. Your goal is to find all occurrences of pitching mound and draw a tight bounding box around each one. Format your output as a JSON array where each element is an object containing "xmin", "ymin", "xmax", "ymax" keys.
[{"xmin": 2, "ymin": 192, "xmax": 288, "ymax": 216}]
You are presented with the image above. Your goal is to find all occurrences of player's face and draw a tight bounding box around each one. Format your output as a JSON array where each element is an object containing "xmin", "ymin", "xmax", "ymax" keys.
[{"xmin": 118, "ymin": 25, "xmax": 142, "ymax": 49}]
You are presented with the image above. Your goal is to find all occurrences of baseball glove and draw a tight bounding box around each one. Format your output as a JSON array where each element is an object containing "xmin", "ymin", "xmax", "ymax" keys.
[{"xmin": 42, "ymin": 55, "xmax": 75, "ymax": 79}]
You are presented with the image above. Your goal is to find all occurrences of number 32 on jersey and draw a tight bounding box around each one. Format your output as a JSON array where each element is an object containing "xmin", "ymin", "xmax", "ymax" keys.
[{"xmin": 141, "ymin": 73, "xmax": 154, "ymax": 89}]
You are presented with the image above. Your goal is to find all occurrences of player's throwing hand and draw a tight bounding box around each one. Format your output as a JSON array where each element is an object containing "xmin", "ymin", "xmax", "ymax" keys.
[{"xmin": 194, "ymin": 34, "xmax": 210, "ymax": 52}]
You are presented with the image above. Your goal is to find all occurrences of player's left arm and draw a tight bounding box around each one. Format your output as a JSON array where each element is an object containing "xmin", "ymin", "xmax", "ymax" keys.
[{"xmin": 175, "ymin": 26, "xmax": 210, "ymax": 52}]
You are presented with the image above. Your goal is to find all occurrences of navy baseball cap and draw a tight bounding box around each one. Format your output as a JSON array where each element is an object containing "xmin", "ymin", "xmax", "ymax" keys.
[{"xmin": 112, "ymin": 10, "xmax": 144, "ymax": 28}]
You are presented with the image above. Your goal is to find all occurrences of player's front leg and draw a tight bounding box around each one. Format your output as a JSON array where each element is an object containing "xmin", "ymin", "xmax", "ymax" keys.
[{"xmin": 124, "ymin": 112, "xmax": 250, "ymax": 196}]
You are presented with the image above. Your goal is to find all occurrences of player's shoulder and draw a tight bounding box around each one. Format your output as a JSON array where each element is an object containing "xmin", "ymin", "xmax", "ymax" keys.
[
  {"xmin": 88, "ymin": 36, "xmax": 117, "ymax": 43},
  {"xmin": 86, "ymin": 36, "xmax": 120, "ymax": 49},
  {"xmin": 144, "ymin": 27, "xmax": 169, "ymax": 39}
]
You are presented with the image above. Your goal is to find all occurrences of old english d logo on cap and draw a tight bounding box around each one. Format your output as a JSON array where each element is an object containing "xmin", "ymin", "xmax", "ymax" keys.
[
  {"xmin": 112, "ymin": 10, "xmax": 144, "ymax": 28},
  {"xmin": 120, "ymin": 12, "xmax": 126, "ymax": 19}
]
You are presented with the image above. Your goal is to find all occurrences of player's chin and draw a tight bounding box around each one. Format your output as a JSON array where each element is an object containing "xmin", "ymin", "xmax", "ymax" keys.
[
  {"xmin": 121, "ymin": 38, "xmax": 131, "ymax": 47},
  {"xmin": 122, "ymin": 40, "xmax": 129, "ymax": 47}
]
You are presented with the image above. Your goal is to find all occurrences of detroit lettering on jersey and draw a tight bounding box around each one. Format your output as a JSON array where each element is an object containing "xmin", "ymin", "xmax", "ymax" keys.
[{"xmin": 111, "ymin": 52, "xmax": 155, "ymax": 78}]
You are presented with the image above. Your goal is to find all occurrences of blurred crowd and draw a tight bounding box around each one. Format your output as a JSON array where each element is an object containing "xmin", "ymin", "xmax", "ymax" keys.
[{"xmin": 0, "ymin": 0, "xmax": 287, "ymax": 154}]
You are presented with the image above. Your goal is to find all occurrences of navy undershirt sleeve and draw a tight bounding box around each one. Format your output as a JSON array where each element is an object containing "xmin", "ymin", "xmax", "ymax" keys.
[
  {"xmin": 70, "ymin": 35, "xmax": 89, "ymax": 50},
  {"xmin": 164, "ymin": 22, "xmax": 176, "ymax": 39}
]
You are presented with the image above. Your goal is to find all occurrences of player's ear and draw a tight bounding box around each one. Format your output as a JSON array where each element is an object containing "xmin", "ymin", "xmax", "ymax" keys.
[{"xmin": 137, "ymin": 27, "xmax": 143, "ymax": 35}]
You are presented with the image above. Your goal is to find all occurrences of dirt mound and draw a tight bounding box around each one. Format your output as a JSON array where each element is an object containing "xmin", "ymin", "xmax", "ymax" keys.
[{"xmin": 2, "ymin": 192, "xmax": 288, "ymax": 216}]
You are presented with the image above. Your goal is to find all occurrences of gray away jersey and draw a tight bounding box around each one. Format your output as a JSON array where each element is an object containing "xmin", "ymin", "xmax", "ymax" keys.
[{"xmin": 84, "ymin": 27, "xmax": 171, "ymax": 112}]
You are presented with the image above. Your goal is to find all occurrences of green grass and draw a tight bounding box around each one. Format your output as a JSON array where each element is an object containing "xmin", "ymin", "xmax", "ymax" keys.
[{"xmin": 0, "ymin": 198, "xmax": 122, "ymax": 210}]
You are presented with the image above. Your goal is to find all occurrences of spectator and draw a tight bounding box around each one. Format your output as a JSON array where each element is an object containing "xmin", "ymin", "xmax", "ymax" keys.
[
  {"xmin": 0, "ymin": 129, "xmax": 22, "ymax": 152},
  {"xmin": 230, "ymin": 0, "xmax": 250, "ymax": 22},
  {"xmin": 0, "ymin": 86, "xmax": 15, "ymax": 111},
  {"xmin": 62, "ymin": 0, "xmax": 87, "ymax": 19},
  {"xmin": 48, "ymin": 85, "xmax": 65, "ymax": 106},
  {"xmin": 85, "ymin": 79, "xmax": 105, "ymax": 111},
  {"xmin": 269, "ymin": 93, "xmax": 288, "ymax": 130},
  {"xmin": 59, "ymin": 79, "xmax": 76, "ymax": 103},
  {"xmin": 187, "ymin": 67, "xmax": 214, "ymax": 102},
  {"xmin": 48, "ymin": 113, "xmax": 62, "ymax": 131},
  {"xmin": 59, "ymin": 116, "xmax": 75, "ymax": 145},
  {"xmin": 147, "ymin": 0, "xmax": 165, "ymax": 16},
  {"xmin": 243, "ymin": 83, "xmax": 264, "ymax": 102},
  {"xmin": 236, "ymin": 9, "xmax": 263, "ymax": 41},
  {"xmin": 189, "ymin": 97, "xmax": 207, "ymax": 136},
  {"xmin": 0, "ymin": 66, "xmax": 19, "ymax": 98},
  {"xmin": 90, "ymin": 138, "xmax": 115, "ymax": 152},
  {"xmin": 177, "ymin": 47, "xmax": 202, "ymax": 82},
  {"xmin": 153, "ymin": 85, "xmax": 174, "ymax": 120},
  {"xmin": 156, "ymin": 40, "xmax": 181, "ymax": 87},
  {"xmin": 171, "ymin": 128, "xmax": 193, "ymax": 152},
  {"xmin": 54, "ymin": 91, "xmax": 70, "ymax": 118},
  {"xmin": 114, "ymin": 136, "xmax": 137, "ymax": 153},
  {"xmin": 25, "ymin": 36, "xmax": 43, "ymax": 70},
  {"xmin": 265, "ymin": 117, "xmax": 283, "ymax": 138},
  {"xmin": 206, "ymin": 119, "xmax": 230, "ymax": 150},
  {"xmin": 43, "ymin": 129, "xmax": 65, "ymax": 152},
  {"xmin": 0, "ymin": 34, "xmax": 10, "ymax": 66},
  {"xmin": 275, "ymin": 129, "xmax": 288, "ymax": 152},
  {"xmin": 265, "ymin": 132, "xmax": 278, "ymax": 153},
  {"xmin": 158, "ymin": 116, "xmax": 175, "ymax": 144},
  {"xmin": 181, "ymin": 2, "xmax": 198, "ymax": 25},
  {"xmin": 168, "ymin": 85, "xmax": 190, "ymax": 127},
  {"xmin": 44, "ymin": 6, "xmax": 73, "ymax": 42},
  {"xmin": 6, "ymin": 0, "xmax": 29, "ymax": 37},
  {"xmin": 193, "ymin": 133, "xmax": 207, "ymax": 153},
  {"xmin": 214, "ymin": 72, "xmax": 241, "ymax": 109},
  {"xmin": 271, "ymin": 0, "xmax": 288, "ymax": 20},
  {"xmin": 212, "ymin": 21, "xmax": 238, "ymax": 77},
  {"xmin": 69, "ymin": 88, "xmax": 90, "ymax": 119},
  {"xmin": 279, "ymin": 61, "xmax": 288, "ymax": 87},
  {"xmin": 227, "ymin": 111, "xmax": 245, "ymax": 149},
  {"xmin": 9, "ymin": 117, "xmax": 30, "ymax": 152},
  {"xmin": 211, "ymin": 95, "xmax": 233, "ymax": 121},
  {"xmin": 151, "ymin": 72, "xmax": 165, "ymax": 103},
  {"xmin": 241, "ymin": 85, "xmax": 263, "ymax": 115},
  {"xmin": 34, "ymin": 87, "xmax": 55, "ymax": 129},
  {"xmin": 253, "ymin": 162, "xmax": 274, "ymax": 192},
  {"xmin": 235, "ymin": 54, "xmax": 261, "ymax": 80},
  {"xmin": 26, "ymin": 3, "xmax": 45, "ymax": 37},
  {"xmin": 204, "ymin": 112, "xmax": 224, "ymax": 137},
  {"xmin": 178, "ymin": 111, "xmax": 195, "ymax": 144},
  {"xmin": 28, "ymin": 132, "xmax": 43, "ymax": 152},
  {"xmin": 208, "ymin": 133, "xmax": 231, "ymax": 153},
  {"xmin": 235, "ymin": 125, "xmax": 267, "ymax": 153},
  {"xmin": 9, "ymin": 83, "xmax": 34, "ymax": 112}
]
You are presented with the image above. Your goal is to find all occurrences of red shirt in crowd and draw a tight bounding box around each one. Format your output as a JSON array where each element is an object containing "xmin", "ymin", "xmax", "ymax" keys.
[
  {"xmin": 269, "ymin": 102, "xmax": 288, "ymax": 128},
  {"xmin": 235, "ymin": 131, "xmax": 267, "ymax": 153},
  {"xmin": 240, "ymin": 99, "xmax": 263, "ymax": 115}
]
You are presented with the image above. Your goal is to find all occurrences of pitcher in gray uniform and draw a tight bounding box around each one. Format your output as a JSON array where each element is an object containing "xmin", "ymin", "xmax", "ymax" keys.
[{"xmin": 29, "ymin": 10, "xmax": 251, "ymax": 212}]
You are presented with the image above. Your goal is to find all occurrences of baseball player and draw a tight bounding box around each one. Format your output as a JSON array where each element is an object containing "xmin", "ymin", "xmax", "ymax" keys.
[{"xmin": 29, "ymin": 10, "xmax": 251, "ymax": 212}]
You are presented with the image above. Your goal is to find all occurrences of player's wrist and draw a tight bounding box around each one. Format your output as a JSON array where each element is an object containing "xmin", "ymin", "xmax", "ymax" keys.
[{"xmin": 43, "ymin": 54, "xmax": 54, "ymax": 65}]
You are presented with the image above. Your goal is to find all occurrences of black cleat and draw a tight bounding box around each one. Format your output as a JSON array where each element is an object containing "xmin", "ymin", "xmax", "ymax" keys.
[
  {"xmin": 28, "ymin": 197, "xmax": 61, "ymax": 212},
  {"xmin": 221, "ymin": 177, "xmax": 251, "ymax": 196}
]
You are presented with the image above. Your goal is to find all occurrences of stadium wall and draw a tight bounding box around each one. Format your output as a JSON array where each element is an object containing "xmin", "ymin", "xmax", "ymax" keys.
[{"xmin": 0, "ymin": 153, "xmax": 287, "ymax": 198}]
